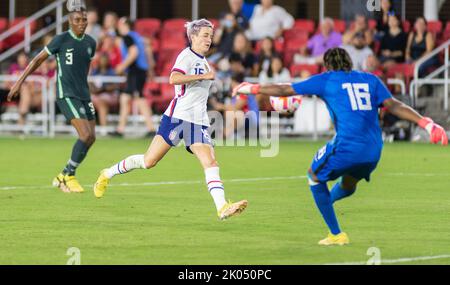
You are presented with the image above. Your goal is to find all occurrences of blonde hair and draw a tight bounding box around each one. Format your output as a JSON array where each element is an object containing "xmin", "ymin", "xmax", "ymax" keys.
[{"xmin": 185, "ymin": 19, "xmax": 214, "ymax": 43}]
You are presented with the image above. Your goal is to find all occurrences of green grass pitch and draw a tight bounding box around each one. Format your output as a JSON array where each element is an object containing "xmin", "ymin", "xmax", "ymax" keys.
[{"xmin": 0, "ymin": 137, "xmax": 449, "ymax": 265}]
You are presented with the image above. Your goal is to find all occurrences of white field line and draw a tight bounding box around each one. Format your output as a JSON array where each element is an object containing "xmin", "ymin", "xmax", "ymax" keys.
[
  {"xmin": 325, "ymin": 254, "xmax": 450, "ymax": 265},
  {"xmin": 0, "ymin": 175, "xmax": 307, "ymax": 191},
  {"xmin": 1, "ymin": 172, "xmax": 450, "ymax": 191}
]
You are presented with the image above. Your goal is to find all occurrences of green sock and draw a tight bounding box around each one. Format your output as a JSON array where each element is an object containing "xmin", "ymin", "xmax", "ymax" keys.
[{"xmin": 62, "ymin": 140, "xmax": 90, "ymax": 176}]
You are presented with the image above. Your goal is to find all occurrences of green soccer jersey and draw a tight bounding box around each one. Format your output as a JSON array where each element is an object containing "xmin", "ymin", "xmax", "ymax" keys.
[{"xmin": 45, "ymin": 29, "xmax": 96, "ymax": 101}]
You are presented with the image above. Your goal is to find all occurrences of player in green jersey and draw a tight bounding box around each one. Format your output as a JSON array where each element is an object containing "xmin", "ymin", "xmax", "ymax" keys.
[{"xmin": 8, "ymin": 1, "xmax": 97, "ymax": 193}]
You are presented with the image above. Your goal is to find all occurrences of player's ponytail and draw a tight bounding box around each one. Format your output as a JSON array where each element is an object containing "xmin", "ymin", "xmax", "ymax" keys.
[{"xmin": 323, "ymin": 48, "xmax": 353, "ymax": 72}]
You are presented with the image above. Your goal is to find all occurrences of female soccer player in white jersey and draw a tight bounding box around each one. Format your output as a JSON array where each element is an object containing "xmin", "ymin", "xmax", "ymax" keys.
[{"xmin": 94, "ymin": 19, "xmax": 248, "ymax": 220}]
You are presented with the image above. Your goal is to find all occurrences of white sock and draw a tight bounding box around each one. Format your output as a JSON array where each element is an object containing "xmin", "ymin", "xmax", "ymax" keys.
[
  {"xmin": 106, "ymin": 154, "xmax": 146, "ymax": 179},
  {"xmin": 205, "ymin": 167, "xmax": 227, "ymax": 211}
]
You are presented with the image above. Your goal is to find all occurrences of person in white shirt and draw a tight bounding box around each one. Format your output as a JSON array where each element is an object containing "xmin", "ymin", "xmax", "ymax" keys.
[
  {"xmin": 94, "ymin": 19, "xmax": 248, "ymax": 220},
  {"xmin": 341, "ymin": 32, "xmax": 373, "ymax": 71},
  {"xmin": 245, "ymin": 0, "xmax": 294, "ymax": 41}
]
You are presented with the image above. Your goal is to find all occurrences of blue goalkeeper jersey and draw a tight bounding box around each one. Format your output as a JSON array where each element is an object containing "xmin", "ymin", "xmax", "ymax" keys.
[{"xmin": 291, "ymin": 71, "xmax": 392, "ymax": 163}]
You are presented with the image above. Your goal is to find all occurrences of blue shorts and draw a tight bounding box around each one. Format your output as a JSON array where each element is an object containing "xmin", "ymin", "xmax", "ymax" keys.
[
  {"xmin": 311, "ymin": 142, "xmax": 379, "ymax": 183},
  {"xmin": 157, "ymin": 115, "xmax": 213, "ymax": 153}
]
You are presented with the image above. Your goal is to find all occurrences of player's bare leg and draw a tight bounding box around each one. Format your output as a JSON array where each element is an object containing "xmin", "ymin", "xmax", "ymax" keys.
[
  {"xmin": 94, "ymin": 135, "xmax": 171, "ymax": 198},
  {"xmin": 190, "ymin": 143, "xmax": 248, "ymax": 220},
  {"xmin": 53, "ymin": 119, "xmax": 96, "ymax": 193},
  {"xmin": 136, "ymin": 97, "xmax": 156, "ymax": 134},
  {"xmin": 115, "ymin": 93, "xmax": 131, "ymax": 135}
]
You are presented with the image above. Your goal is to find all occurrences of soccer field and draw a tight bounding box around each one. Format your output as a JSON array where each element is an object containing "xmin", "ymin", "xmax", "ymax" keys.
[{"xmin": 0, "ymin": 137, "xmax": 449, "ymax": 265}]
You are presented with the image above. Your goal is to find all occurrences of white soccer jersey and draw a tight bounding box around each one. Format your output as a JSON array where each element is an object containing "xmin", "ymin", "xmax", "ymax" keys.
[{"xmin": 164, "ymin": 47, "xmax": 213, "ymax": 126}]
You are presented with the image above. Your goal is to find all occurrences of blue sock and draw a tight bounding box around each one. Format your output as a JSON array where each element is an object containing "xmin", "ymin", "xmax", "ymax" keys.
[
  {"xmin": 330, "ymin": 182, "xmax": 356, "ymax": 204},
  {"xmin": 310, "ymin": 182, "xmax": 341, "ymax": 235}
]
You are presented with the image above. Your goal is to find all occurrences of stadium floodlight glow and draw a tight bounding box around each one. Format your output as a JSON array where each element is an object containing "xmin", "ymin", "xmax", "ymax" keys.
[{"xmin": 66, "ymin": 0, "xmax": 86, "ymax": 12}]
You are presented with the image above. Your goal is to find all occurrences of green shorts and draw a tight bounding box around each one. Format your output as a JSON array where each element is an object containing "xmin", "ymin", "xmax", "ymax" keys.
[{"xmin": 56, "ymin": 97, "xmax": 96, "ymax": 121}]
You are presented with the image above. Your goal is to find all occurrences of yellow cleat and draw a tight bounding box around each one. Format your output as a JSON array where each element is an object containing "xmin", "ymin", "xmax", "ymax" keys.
[
  {"xmin": 93, "ymin": 169, "xmax": 110, "ymax": 198},
  {"xmin": 64, "ymin": 175, "xmax": 85, "ymax": 193},
  {"xmin": 218, "ymin": 200, "xmax": 248, "ymax": 220},
  {"xmin": 52, "ymin": 173, "xmax": 70, "ymax": 193},
  {"xmin": 318, "ymin": 232, "xmax": 350, "ymax": 246}
]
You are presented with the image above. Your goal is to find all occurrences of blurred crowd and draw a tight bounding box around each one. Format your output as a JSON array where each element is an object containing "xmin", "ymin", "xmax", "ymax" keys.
[{"xmin": 1, "ymin": 0, "xmax": 449, "ymax": 137}]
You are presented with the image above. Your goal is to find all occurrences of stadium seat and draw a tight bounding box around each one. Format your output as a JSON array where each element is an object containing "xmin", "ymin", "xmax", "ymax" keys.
[
  {"xmin": 386, "ymin": 63, "xmax": 415, "ymax": 87},
  {"xmin": 162, "ymin": 18, "xmax": 188, "ymax": 32},
  {"xmin": 283, "ymin": 29, "xmax": 309, "ymax": 42},
  {"xmin": 427, "ymin": 20, "xmax": 443, "ymax": 35},
  {"xmin": 290, "ymin": 64, "xmax": 320, "ymax": 77},
  {"xmin": 149, "ymin": 83, "xmax": 175, "ymax": 113},
  {"xmin": 135, "ymin": 18, "xmax": 161, "ymax": 39},
  {"xmin": 160, "ymin": 39, "xmax": 187, "ymax": 51},
  {"xmin": 368, "ymin": 19, "xmax": 377, "ymax": 30},
  {"xmin": 0, "ymin": 17, "xmax": 8, "ymax": 32},
  {"xmin": 402, "ymin": 20, "xmax": 411, "ymax": 33},
  {"xmin": 333, "ymin": 19, "xmax": 347, "ymax": 33},
  {"xmin": 209, "ymin": 18, "xmax": 219, "ymax": 29},
  {"xmin": 293, "ymin": 19, "xmax": 315, "ymax": 34},
  {"xmin": 5, "ymin": 17, "xmax": 38, "ymax": 48}
]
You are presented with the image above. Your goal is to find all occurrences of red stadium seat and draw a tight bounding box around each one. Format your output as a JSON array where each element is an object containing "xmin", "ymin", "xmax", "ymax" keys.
[
  {"xmin": 135, "ymin": 18, "xmax": 161, "ymax": 38},
  {"xmin": 333, "ymin": 19, "xmax": 347, "ymax": 33},
  {"xmin": 209, "ymin": 18, "xmax": 219, "ymax": 29},
  {"xmin": 160, "ymin": 39, "xmax": 187, "ymax": 51},
  {"xmin": 283, "ymin": 29, "xmax": 309, "ymax": 41},
  {"xmin": 427, "ymin": 20, "xmax": 443, "ymax": 35},
  {"xmin": 368, "ymin": 19, "xmax": 377, "ymax": 30},
  {"xmin": 290, "ymin": 64, "xmax": 320, "ymax": 77},
  {"xmin": 386, "ymin": 63, "xmax": 415, "ymax": 87},
  {"xmin": 5, "ymin": 17, "xmax": 38, "ymax": 48},
  {"xmin": 402, "ymin": 20, "xmax": 411, "ymax": 33},
  {"xmin": 162, "ymin": 18, "xmax": 188, "ymax": 32},
  {"xmin": 0, "ymin": 17, "xmax": 8, "ymax": 32},
  {"xmin": 445, "ymin": 21, "xmax": 450, "ymax": 32},
  {"xmin": 160, "ymin": 29, "xmax": 187, "ymax": 42},
  {"xmin": 293, "ymin": 19, "xmax": 315, "ymax": 34}
]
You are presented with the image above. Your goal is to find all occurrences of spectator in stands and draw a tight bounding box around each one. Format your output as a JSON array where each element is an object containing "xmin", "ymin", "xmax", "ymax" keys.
[
  {"xmin": 86, "ymin": 8, "xmax": 102, "ymax": 43},
  {"xmin": 342, "ymin": 14, "xmax": 374, "ymax": 47},
  {"xmin": 8, "ymin": 52, "xmax": 41, "ymax": 126},
  {"xmin": 102, "ymin": 11, "xmax": 118, "ymax": 37},
  {"xmin": 405, "ymin": 17, "xmax": 440, "ymax": 77},
  {"xmin": 90, "ymin": 53, "xmax": 119, "ymax": 134},
  {"xmin": 258, "ymin": 55, "xmax": 290, "ymax": 111},
  {"xmin": 379, "ymin": 13, "xmax": 407, "ymax": 69},
  {"xmin": 245, "ymin": 0, "xmax": 294, "ymax": 41},
  {"xmin": 227, "ymin": 0, "xmax": 251, "ymax": 30},
  {"xmin": 98, "ymin": 34, "xmax": 122, "ymax": 69},
  {"xmin": 293, "ymin": 45, "xmax": 317, "ymax": 65},
  {"xmin": 254, "ymin": 37, "xmax": 280, "ymax": 76},
  {"xmin": 307, "ymin": 18, "xmax": 342, "ymax": 64},
  {"xmin": 210, "ymin": 13, "xmax": 240, "ymax": 63},
  {"xmin": 229, "ymin": 32, "xmax": 256, "ymax": 76},
  {"xmin": 375, "ymin": 0, "xmax": 395, "ymax": 38},
  {"xmin": 364, "ymin": 54, "xmax": 384, "ymax": 78},
  {"xmin": 342, "ymin": 31, "xmax": 374, "ymax": 71},
  {"xmin": 258, "ymin": 55, "xmax": 291, "ymax": 83},
  {"xmin": 114, "ymin": 17, "xmax": 156, "ymax": 137}
]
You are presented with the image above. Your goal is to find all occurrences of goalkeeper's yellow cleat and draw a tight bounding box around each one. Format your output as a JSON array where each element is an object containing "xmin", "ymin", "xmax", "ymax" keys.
[
  {"xmin": 218, "ymin": 200, "xmax": 248, "ymax": 220},
  {"xmin": 64, "ymin": 175, "xmax": 85, "ymax": 193},
  {"xmin": 52, "ymin": 173, "xmax": 70, "ymax": 193},
  {"xmin": 94, "ymin": 169, "xmax": 110, "ymax": 198},
  {"xmin": 318, "ymin": 232, "xmax": 349, "ymax": 246}
]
